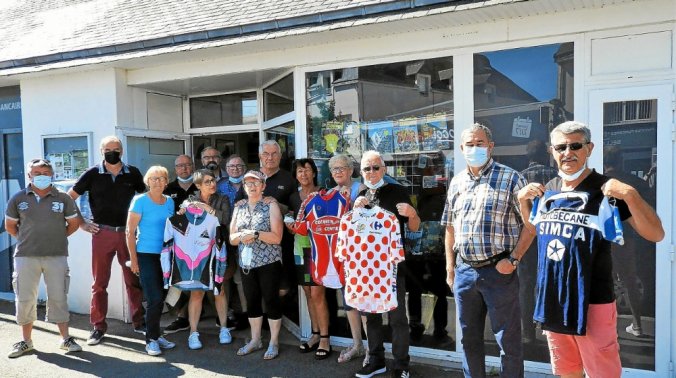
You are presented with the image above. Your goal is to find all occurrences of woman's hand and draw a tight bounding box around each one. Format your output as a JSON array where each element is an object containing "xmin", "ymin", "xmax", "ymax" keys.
[
  {"xmin": 353, "ymin": 196, "xmax": 368, "ymax": 208},
  {"xmin": 239, "ymin": 229, "xmax": 257, "ymax": 244},
  {"xmin": 130, "ymin": 259, "xmax": 140, "ymax": 276}
]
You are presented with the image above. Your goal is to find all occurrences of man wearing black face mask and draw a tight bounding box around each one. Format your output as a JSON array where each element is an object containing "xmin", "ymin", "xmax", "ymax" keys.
[{"xmin": 68, "ymin": 136, "xmax": 146, "ymax": 346}]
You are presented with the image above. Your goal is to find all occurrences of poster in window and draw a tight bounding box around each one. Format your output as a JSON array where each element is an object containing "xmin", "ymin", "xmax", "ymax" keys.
[
  {"xmin": 366, "ymin": 121, "xmax": 394, "ymax": 154},
  {"xmin": 393, "ymin": 118, "xmax": 419, "ymax": 153},
  {"xmin": 420, "ymin": 114, "xmax": 451, "ymax": 151},
  {"xmin": 323, "ymin": 121, "xmax": 343, "ymax": 154}
]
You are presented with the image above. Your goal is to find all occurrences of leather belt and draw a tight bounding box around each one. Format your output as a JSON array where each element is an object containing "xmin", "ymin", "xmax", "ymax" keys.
[
  {"xmin": 98, "ymin": 224, "xmax": 126, "ymax": 233},
  {"xmin": 460, "ymin": 251, "xmax": 510, "ymax": 268}
]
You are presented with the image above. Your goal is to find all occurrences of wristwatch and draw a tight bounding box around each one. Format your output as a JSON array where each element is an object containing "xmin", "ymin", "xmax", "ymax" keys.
[
  {"xmin": 254, "ymin": 231, "xmax": 260, "ymax": 239},
  {"xmin": 507, "ymin": 255, "xmax": 520, "ymax": 267}
]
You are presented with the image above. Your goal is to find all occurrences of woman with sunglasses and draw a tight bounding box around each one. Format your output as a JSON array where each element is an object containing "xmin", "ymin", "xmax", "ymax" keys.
[
  {"xmin": 126, "ymin": 166, "xmax": 176, "ymax": 356},
  {"xmin": 182, "ymin": 169, "xmax": 232, "ymax": 349},
  {"xmin": 230, "ymin": 170, "xmax": 284, "ymax": 360}
]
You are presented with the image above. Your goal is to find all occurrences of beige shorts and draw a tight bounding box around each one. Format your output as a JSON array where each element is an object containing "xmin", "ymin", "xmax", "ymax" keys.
[{"xmin": 12, "ymin": 256, "xmax": 70, "ymax": 325}]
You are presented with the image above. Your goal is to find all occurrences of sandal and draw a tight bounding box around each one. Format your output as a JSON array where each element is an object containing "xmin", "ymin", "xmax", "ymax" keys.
[
  {"xmin": 338, "ymin": 343, "xmax": 365, "ymax": 363},
  {"xmin": 237, "ymin": 339, "xmax": 263, "ymax": 356},
  {"xmin": 263, "ymin": 343, "xmax": 279, "ymax": 360},
  {"xmin": 315, "ymin": 335, "xmax": 332, "ymax": 360},
  {"xmin": 299, "ymin": 331, "xmax": 320, "ymax": 353}
]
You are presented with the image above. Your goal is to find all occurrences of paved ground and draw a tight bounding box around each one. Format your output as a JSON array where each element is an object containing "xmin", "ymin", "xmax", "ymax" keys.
[{"xmin": 0, "ymin": 300, "xmax": 462, "ymax": 378}]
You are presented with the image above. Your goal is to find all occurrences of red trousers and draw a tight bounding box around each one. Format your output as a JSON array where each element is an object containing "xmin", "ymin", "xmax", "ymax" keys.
[{"xmin": 90, "ymin": 229, "xmax": 144, "ymax": 331}]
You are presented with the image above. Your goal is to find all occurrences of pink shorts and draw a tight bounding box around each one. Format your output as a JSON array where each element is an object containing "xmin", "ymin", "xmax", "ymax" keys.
[{"xmin": 545, "ymin": 302, "xmax": 621, "ymax": 377}]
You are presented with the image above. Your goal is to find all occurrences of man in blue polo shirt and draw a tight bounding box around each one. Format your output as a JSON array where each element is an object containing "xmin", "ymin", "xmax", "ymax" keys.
[{"xmin": 68, "ymin": 136, "xmax": 146, "ymax": 346}]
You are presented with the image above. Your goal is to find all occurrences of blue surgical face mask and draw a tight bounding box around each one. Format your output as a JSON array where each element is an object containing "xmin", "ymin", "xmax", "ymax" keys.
[
  {"xmin": 229, "ymin": 175, "xmax": 243, "ymax": 184},
  {"xmin": 177, "ymin": 176, "xmax": 193, "ymax": 184},
  {"xmin": 462, "ymin": 146, "xmax": 489, "ymax": 168},
  {"xmin": 558, "ymin": 163, "xmax": 587, "ymax": 182},
  {"xmin": 364, "ymin": 178, "xmax": 384, "ymax": 190},
  {"xmin": 32, "ymin": 175, "xmax": 52, "ymax": 190}
]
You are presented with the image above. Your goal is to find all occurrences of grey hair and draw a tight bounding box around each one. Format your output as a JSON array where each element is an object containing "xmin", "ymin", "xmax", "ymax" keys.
[
  {"xmin": 460, "ymin": 123, "xmax": 493, "ymax": 143},
  {"xmin": 361, "ymin": 150, "xmax": 385, "ymax": 166},
  {"xmin": 551, "ymin": 121, "xmax": 591, "ymax": 144},
  {"xmin": 328, "ymin": 154, "xmax": 353, "ymax": 170},
  {"xmin": 100, "ymin": 135, "xmax": 123, "ymax": 151},
  {"xmin": 259, "ymin": 140, "xmax": 281, "ymax": 154}
]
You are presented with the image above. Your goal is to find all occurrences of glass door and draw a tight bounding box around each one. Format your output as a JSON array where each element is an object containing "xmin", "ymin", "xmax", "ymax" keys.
[
  {"xmin": 0, "ymin": 131, "xmax": 24, "ymax": 292},
  {"xmin": 589, "ymin": 85, "xmax": 672, "ymax": 377}
]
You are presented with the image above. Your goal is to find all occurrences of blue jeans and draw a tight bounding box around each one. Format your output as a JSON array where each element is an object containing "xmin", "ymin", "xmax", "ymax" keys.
[
  {"xmin": 137, "ymin": 252, "xmax": 165, "ymax": 342},
  {"xmin": 454, "ymin": 261, "xmax": 523, "ymax": 378}
]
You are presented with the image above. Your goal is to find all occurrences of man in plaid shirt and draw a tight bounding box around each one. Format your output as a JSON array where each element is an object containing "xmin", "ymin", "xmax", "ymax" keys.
[{"xmin": 441, "ymin": 123, "xmax": 534, "ymax": 377}]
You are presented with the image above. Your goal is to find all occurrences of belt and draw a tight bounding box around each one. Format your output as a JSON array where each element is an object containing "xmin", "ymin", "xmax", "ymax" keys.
[
  {"xmin": 98, "ymin": 224, "xmax": 126, "ymax": 232},
  {"xmin": 460, "ymin": 251, "xmax": 510, "ymax": 268}
]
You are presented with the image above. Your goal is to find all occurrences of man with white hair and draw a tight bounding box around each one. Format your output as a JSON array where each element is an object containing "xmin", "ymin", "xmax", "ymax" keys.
[{"xmin": 352, "ymin": 150, "xmax": 420, "ymax": 378}]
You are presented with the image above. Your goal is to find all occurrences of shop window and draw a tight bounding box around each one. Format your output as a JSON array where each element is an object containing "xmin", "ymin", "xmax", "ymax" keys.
[
  {"xmin": 473, "ymin": 42, "xmax": 574, "ymax": 363},
  {"xmin": 264, "ymin": 74, "xmax": 294, "ymax": 121},
  {"xmin": 190, "ymin": 92, "xmax": 257, "ymax": 128},
  {"xmin": 126, "ymin": 137, "xmax": 185, "ymax": 180},
  {"xmin": 306, "ymin": 56, "xmax": 454, "ymax": 351}
]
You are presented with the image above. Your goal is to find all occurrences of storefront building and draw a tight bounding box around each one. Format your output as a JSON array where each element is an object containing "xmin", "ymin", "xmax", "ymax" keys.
[{"xmin": 0, "ymin": 0, "xmax": 674, "ymax": 375}]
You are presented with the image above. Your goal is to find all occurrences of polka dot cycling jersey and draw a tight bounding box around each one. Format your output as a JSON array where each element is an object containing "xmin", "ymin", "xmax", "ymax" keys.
[{"xmin": 336, "ymin": 206, "xmax": 405, "ymax": 313}]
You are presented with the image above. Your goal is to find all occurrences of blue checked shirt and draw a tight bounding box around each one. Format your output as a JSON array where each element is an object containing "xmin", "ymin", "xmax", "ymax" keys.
[{"xmin": 441, "ymin": 159, "xmax": 527, "ymax": 262}]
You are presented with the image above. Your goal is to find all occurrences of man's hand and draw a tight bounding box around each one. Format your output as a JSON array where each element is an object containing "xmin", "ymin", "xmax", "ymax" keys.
[
  {"xmin": 353, "ymin": 196, "xmax": 368, "ymax": 208},
  {"xmin": 601, "ymin": 178, "xmax": 635, "ymax": 200},
  {"xmin": 496, "ymin": 259, "xmax": 517, "ymax": 274},
  {"xmin": 395, "ymin": 203, "xmax": 417, "ymax": 218},
  {"xmin": 518, "ymin": 183, "xmax": 545, "ymax": 201},
  {"xmin": 446, "ymin": 267, "xmax": 455, "ymax": 290},
  {"xmin": 80, "ymin": 221, "xmax": 99, "ymax": 234}
]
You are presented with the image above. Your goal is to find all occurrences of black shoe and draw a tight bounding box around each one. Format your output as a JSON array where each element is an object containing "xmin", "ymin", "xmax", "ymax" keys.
[
  {"xmin": 134, "ymin": 324, "xmax": 146, "ymax": 335},
  {"xmin": 391, "ymin": 369, "xmax": 410, "ymax": 378},
  {"xmin": 163, "ymin": 317, "xmax": 190, "ymax": 334},
  {"xmin": 356, "ymin": 363, "xmax": 387, "ymax": 378},
  {"xmin": 87, "ymin": 329, "xmax": 105, "ymax": 346}
]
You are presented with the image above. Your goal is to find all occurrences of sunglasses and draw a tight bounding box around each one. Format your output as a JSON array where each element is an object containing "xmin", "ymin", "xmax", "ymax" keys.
[
  {"xmin": 552, "ymin": 142, "xmax": 589, "ymax": 153},
  {"xmin": 362, "ymin": 165, "xmax": 381, "ymax": 172}
]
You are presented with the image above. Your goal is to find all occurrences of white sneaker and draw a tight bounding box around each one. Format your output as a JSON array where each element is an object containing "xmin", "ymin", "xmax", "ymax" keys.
[
  {"xmin": 626, "ymin": 323, "xmax": 643, "ymax": 337},
  {"xmin": 157, "ymin": 336, "xmax": 176, "ymax": 349},
  {"xmin": 146, "ymin": 340, "xmax": 162, "ymax": 356},
  {"xmin": 219, "ymin": 327, "xmax": 232, "ymax": 344},
  {"xmin": 188, "ymin": 331, "xmax": 202, "ymax": 350},
  {"xmin": 59, "ymin": 337, "xmax": 82, "ymax": 352},
  {"xmin": 8, "ymin": 340, "xmax": 33, "ymax": 358}
]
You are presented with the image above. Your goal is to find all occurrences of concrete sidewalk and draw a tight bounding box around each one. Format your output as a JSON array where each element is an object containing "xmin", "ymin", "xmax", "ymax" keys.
[{"xmin": 0, "ymin": 300, "xmax": 461, "ymax": 377}]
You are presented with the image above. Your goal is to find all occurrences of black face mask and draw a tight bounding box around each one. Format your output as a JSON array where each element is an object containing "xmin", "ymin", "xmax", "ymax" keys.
[
  {"xmin": 104, "ymin": 151, "xmax": 121, "ymax": 165},
  {"xmin": 206, "ymin": 162, "xmax": 218, "ymax": 171}
]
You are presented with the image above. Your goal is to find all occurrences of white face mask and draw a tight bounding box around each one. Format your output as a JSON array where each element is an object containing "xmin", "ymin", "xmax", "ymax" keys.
[
  {"xmin": 177, "ymin": 176, "xmax": 193, "ymax": 184},
  {"xmin": 558, "ymin": 163, "xmax": 587, "ymax": 181},
  {"xmin": 364, "ymin": 178, "xmax": 385, "ymax": 190},
  {"xmin": 462, "ymin": 146, "xmax": 489, "ymax": 168}
]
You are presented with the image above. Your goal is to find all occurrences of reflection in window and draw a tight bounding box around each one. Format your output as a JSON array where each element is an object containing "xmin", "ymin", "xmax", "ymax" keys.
[
  {"xmin": 603, "ymin": 100, "xmax": 657, "ymax": 371},
  {"xmin": 473, "ymin": 42, "xmax": 574, "ymax": 364},
  {"xmin": 265, "ymin": 121, "xmax": 295, "ymax": 173},
  {"xmin": 264, "ymin": 74, "xmax": 294, "ymax": 121},
  {"xmin": 190, "ymin": 92, "xmax": 257, "ymax": 128},
  {"xmin": 307, "ymin": 56, "xmax": 455, "ymax": 352},
  {"xmin": 126, "ymin": 137, "xmax": 185, "ymax": 180}
]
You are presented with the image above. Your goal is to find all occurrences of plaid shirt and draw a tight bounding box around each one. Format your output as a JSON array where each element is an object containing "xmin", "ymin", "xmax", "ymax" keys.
[
  {"xmin": 520, "ymin": 162, "xmax": 558, "ymax": 185},
  {"xmin": 441, "ymin": 159, "xmax": 527, "ymax": 261}
]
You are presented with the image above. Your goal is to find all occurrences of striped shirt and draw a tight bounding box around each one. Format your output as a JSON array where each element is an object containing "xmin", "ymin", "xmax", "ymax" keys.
[{"xmin": 440, "ymin": 159, "xmax": 527, "ymax": 262}]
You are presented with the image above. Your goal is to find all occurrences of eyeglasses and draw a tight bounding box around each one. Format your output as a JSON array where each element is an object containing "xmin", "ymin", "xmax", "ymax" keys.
[
  {"xmin": 330, "ymin": 166, "xmax": 350, "ymax": 174},
  {"xmin": 362, "ymin": 166, "xmax": 381, "ymax": 172},
  {"xmin": 202, "ymin": 155, "xmax": 220, "ymax": 160},
  {"xmin": 202, "ymin": 179, "xmax": 216, "ymax": 185},
  {"xmin": 148, "ymin": 177, "xmax": 167, "ymax": 182},
  {"xmin": 175, "ymin": 163, "xmax": 192, "ymax": 169},
  {"xmin": 226, "ymin": 164, "xmax": 246, "ymax": 169},
  {"xmin": 260, "ymin": 152, "xmax": 279, "ymax": 158},
  {"xmin": 244, "ymin": 181, "xmax": 263, "ymax": 188},
  {"xmin": 552, "ymin": 142, "xmax": 589, "ymax": 153}
]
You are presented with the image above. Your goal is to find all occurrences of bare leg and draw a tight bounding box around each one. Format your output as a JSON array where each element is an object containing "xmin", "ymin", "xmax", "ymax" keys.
[
  {"xmin": 560, "ymin": 372, "xmax": 584, "ymax": 378},
  {"xmin": 215, "ymin": 290, "xmax": 228, "ymax": 328},
  {"xmin": 21, "ymin": 323, "xmax": 33, "ymax": 342},
  {"xmin": 302, "ymin": 286, "xmax": 320, "ymax": 347},
  {"xmin": 249, "ymin": 316, "xmax": 263, "ymax": 344},
  {"xmin": 268, "ymin": 318, "xmax": 282, "ymax": 346},
  {"xmin": 311, "ymin": 286, "xmax": 330, "ymax": 351},
  {"xmin": 56, "ymin": 322, "xmax": 70, "ymax": 339},
  {"xmin": 189, "ymin": 291, "xmax": 205, "ymax": 333},
  {"xmin": 347, "ymin": 309, "xmax": 363, "ymax": 345}
]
